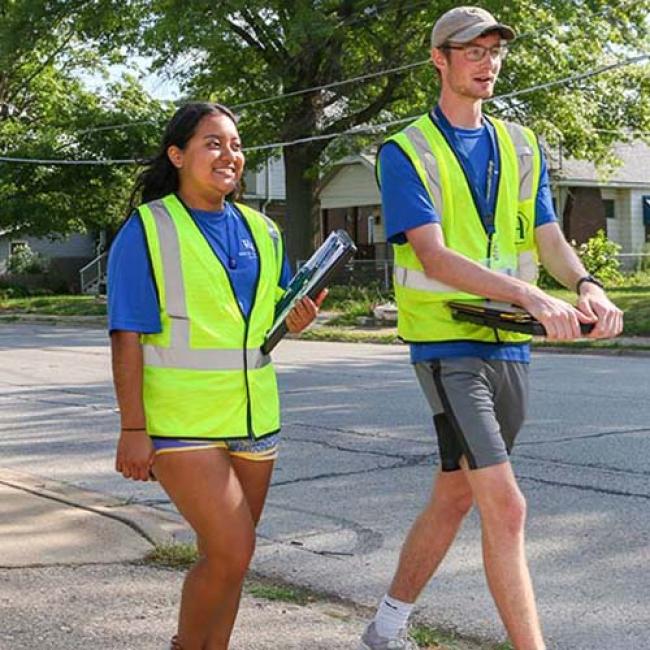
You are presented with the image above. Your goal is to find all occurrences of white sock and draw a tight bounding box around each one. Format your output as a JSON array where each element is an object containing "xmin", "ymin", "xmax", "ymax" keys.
[{"xmin": 373, "ymin": 594, "xmax": 414, "ymax": 638}]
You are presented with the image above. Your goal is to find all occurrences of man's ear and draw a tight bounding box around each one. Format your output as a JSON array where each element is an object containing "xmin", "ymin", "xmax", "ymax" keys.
[
  {"xmin": 431, "ymin": 47, "xmax": 447, "ymax": 74},
  {"xmin": 167, "ymin": 145, "xmax": 183, "ymax": 169}
]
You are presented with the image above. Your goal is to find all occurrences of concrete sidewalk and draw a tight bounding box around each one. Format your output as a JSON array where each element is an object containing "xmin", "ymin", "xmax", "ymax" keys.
[{"xmin": 0, "ymin": 468, "xmax": 377, "ymax": 650}]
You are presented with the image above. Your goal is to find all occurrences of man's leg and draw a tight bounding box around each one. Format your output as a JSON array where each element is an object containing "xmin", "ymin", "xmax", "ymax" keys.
[
  {"xmin": 462, "ymin": 460, "xmax": 544, "ymax": 650},
  {"xmin": 361, "ymin": 465, "xmax": 472, "ymax": 648},
  {"xmin": 388, "ymin": 467, "xmax": 473, "ymax": 601}
]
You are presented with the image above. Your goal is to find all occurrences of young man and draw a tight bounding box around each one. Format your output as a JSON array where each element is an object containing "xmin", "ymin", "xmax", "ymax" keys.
[{"xmin": 359, "ymin": 7, "xmax": 623, "ymax": 650}]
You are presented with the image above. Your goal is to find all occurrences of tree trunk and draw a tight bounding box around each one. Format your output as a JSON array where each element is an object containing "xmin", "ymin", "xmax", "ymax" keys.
[{"xmin": 283, "ymin": 144, "xmax": 319, "ymax": 268}]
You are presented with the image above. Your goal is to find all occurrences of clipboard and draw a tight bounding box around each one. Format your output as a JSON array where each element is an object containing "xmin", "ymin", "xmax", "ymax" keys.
[
  {"xmin": 262, "ymin": 230, "xmax": 357, "ymax": 354},
  {"xmin": 448, "ymin": 300, "xmax": 595, "ymax": 337}
]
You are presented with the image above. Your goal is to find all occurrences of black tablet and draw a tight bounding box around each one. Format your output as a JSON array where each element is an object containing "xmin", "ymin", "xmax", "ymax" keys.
[{"xmin": 448, "ymin": 300, "xmax": 595, "ymax": 337}]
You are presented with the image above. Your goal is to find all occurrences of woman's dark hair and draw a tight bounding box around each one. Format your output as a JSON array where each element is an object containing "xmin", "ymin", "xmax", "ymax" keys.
[{"xmin": 129, "ymin": 102, "xmax": 238, "ymax": 210}]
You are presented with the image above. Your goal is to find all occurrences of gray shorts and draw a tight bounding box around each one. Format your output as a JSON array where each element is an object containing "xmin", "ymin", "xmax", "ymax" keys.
[{"xmin": 414, "ymin": 358, "xmax": 529, "ymax": 472}]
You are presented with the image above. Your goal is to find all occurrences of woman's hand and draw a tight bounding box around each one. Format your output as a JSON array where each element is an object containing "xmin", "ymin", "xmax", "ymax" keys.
[
  {"xmin": 285, "ymin": 289, "xmax": 328, "ymax": 334},
  {"xmin": 115, "ymin": 429, "xmax": 155, "ymax": 481}
]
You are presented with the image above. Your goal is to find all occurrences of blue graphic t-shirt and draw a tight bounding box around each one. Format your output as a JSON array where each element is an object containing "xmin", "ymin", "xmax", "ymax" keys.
[{"xmin": 107, "ymin": 201, "xmax": 291, "ymax": 333}]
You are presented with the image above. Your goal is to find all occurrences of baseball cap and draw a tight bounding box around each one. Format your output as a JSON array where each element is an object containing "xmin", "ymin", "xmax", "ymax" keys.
[{"xmin": 431, "ymin": 6, "xmax": 516, "ymax": 49}]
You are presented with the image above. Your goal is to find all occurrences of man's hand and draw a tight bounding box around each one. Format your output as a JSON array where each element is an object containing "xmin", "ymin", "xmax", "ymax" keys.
[
  {"xmin": 115, "ymin": 429, "xmax": 155, "ymax": 481},
  {"xmin": 577, "ymin": 283, "xmax": 624, "ymax": 339},
  {"xmin": 520, "ymin": 287, "xmax": 595, "ymax": 340},
  {"xmin": 285, "ymin": 289, "xmax": 328, "ymax": 334}
]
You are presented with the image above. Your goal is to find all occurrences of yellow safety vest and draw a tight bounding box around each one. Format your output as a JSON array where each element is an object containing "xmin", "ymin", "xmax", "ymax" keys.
[
  {"xmin": 380, "ymin": 114, "xmax": 541, "ymax": 343},
  {"xmin": 138, "ymin": 193, "xmax": 284, "ymax": 440}
]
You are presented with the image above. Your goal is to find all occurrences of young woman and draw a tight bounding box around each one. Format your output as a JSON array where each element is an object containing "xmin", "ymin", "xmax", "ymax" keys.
[{"xmin": 108, "ymin": 102, "xmax": 324, "ymax": 650}]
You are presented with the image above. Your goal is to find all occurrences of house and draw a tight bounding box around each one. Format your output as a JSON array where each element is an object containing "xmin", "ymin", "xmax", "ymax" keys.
[
  {"xmin": 0, "ymin": 156, "xmax": 288, "ymax": 294},
  {"xmin": 317, "ymin": 142, "xmax": 650, "ymax": 269},
  {"xmin": 552, "ymin": 141, "xmax": 650, "ymax": 266},
  {"xmin": 242, "ymin": 155, "xmax": 287, "ymax": 227},
  {"xmin": 0, "ymin": 229, "xmax": 102, "ymax": 292},
  {"xmin": 317, "ymin": 153, "xmax": 386, "ymax": 260}
]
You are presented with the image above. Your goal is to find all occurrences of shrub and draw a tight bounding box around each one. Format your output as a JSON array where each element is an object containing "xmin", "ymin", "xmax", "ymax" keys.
[
  {"xmin": 7, "ymin": 244, "xmax": 49, "ymax": 275},
  {"xmin": 538, "ymin": 230, "xmax": 622, "ymax": 288},
  {"xmin": 575, "ymin": 229, "xmax": 623, "ymax": 285},
  {"xmin": 0, "ymin": 282, "xmax": 30, "ymax": 299}
]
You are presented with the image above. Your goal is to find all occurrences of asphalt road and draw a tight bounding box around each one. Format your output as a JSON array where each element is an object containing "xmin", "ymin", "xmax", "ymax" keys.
[{"xmin": 1, "ymin": 323, "xmax": 648, "ymax": 650}]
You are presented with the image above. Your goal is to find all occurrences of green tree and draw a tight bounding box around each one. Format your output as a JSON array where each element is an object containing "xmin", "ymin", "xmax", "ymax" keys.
[
  {"xmin": 122, "ymin": 0, "xmax": 649, "ymax": 263},
  {"xmin": 0, "ymin": 0, "xmax": 169, "ymax": 237}
]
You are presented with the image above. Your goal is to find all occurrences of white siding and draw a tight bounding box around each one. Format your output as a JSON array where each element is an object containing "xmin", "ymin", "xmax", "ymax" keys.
[
  {"xmin": 0, "ymin": 233, "xmax": 96, "ymax": 273},
  {"xmin": 25, "ymin": 233, "xmax": 96, "ymax": 258},
  {"xmin": 602, "ymin": 188, "xmax": 622, "ymax": 245},
  {"xmin": 0, "ymin": 239, "xmax": 9, "ymax": 273},
  {"xmin": 320, "ymin": 163, "xmax": 380, "ymax": 209},
  {"xmin": 629, "ymin": 189, "xmax": 646, "ymax": 254},
  {"xmin": 247, "ymin": 155, "xmax": 285, "ymax": 200},
  {"xmin": 601, "ymin": 188, "xmax": 645, "ymax": 256}
]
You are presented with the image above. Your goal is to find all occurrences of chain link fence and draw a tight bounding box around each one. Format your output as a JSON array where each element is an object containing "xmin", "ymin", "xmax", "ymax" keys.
[
  {"xmin": 298, "ymin": 253, "xmax": 650, "ymax": 290},
  {"xmin": 297, "ymin": 258, "xmax": 395, "ymax": 289}
]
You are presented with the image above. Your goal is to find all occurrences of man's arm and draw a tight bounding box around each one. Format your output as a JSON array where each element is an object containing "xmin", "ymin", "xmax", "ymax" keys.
[
  {"xmin": 407, "ymin": 223, "xmax": 592, "ymax": 340},
  {"xmin": 535, "ymin": 222, "xmax": 623, "ymax": 338}
]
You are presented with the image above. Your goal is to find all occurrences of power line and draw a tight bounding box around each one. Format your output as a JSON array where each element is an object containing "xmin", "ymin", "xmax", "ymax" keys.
[
  {"xmin": 0, "ymin": 155, "xmax": 140, "ymax": 165},
  {"xmin": 231, "ymin": 59, "xmax": 430, "ymax": 110},
  {"xmin": 62, "ymin": 1, "xmax": 645, "ymax": 137},
  {"xmin": 4, "ymin": 2, "xmax": 644, "ymax": 140},
  {"xmin": 0, "ymin": 52, "xmax": 647, "ymax": 165},
  {"xmin": 65, "ymin": 57, "xmax": 431, "ymax": 137},
  {"xmin": 494, "ymin": 53, "xmax": 649, "ymax": 102}
]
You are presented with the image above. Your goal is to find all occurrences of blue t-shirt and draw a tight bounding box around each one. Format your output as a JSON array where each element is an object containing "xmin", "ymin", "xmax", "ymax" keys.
[
  {"xmin": 380, "ymin": 115, "xmax": 558, "ymax": 364},
  {"xmin": 108, "ymin": 201, "xmax": 292, "ymax": 333}
]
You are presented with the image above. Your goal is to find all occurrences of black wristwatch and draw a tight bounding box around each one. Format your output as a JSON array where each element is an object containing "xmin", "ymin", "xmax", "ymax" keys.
[{"xmin": 576, "ymin": 274, "xmax": 604, "ymax": 294}]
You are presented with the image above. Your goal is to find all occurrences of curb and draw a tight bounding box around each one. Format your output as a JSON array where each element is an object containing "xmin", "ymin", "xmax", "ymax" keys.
[{"xmin": 0, "ymin": 467, "xmax": 188, "ymax": 548}]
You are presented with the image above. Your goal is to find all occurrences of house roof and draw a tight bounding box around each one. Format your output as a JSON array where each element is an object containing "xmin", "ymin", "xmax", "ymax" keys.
[
  {"xmin": 319, "ymin": 140, "xmax": 650, "ymax": 195},
  {"xmin": 317, "ymin": 153, "xmax": 377, "ymax": 196},
  {"xmin": 554, "ymin": 141, "xmax": 650, "ymax": 187}
]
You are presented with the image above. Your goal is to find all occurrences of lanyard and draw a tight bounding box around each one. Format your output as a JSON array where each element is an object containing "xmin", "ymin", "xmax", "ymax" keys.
[{"xmin": 431, "ymin": 105, "xmax": 500, "ymax": 233}]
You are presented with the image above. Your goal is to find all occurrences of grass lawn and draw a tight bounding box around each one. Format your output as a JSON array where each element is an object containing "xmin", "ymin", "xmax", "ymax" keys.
[
  {"xmin": 2, "ymin": 284, "xmax": 649, "ymax": 338},
  {"xmin": 546, "ymin": 286, "xmax": 650, "ymax": 336},
  {"xmin": 319, "ymin": 283, "xmax": 650, "ymax": 337},
  {"xmin": 0, "ymin": 294, "xmax": 107, "ymax": 316}
]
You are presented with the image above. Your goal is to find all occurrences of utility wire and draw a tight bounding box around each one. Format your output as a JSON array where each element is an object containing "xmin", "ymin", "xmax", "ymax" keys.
[
  {"xmin": 231, "ymin": 59, "xmax": 429, "ymax": 110},
  {"xmin": 4, "ymin": 1, "xmax": 643, "ymax": 140},
  {"xmin": 0, "ymin": 52, "xmax": 647, "ymax": 165},
  {"xmin": 64, "ymin": 58, "xmax": 431, "ymax": 137},
  {"xmin": 56, "ymin": 0, "xmax": 644, "ymax": 137}
]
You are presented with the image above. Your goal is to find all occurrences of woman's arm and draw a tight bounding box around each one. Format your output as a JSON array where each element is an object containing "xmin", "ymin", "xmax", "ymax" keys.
[{"xmin": 111, "ymin": 331, "xmax": 155, "ymax": 481}]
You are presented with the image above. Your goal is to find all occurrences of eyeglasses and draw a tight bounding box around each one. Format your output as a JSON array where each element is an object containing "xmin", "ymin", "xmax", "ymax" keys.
[{"xmin": 442, "ymin": 44, "xmax": 508, "ymax": 62}]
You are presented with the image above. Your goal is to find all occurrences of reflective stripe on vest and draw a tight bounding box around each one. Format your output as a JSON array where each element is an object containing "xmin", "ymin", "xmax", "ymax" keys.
[
  {"xmin": 144, "ymin": 199, "xmax": 270, "ymax": 370},
  {"xmin": 503, "ymin": 122, "xmax": 535, "ymax": 202},
  {"xmin": 143, "ymin": 344, "xmax": 270, "ymax": 370},
  {"xmin": 394, "ymin": 265, "xmax": 517, "ymax": 294},
  {"xmin": 404, "ymin": 124, "xmax": 444, "ymax": 213}
]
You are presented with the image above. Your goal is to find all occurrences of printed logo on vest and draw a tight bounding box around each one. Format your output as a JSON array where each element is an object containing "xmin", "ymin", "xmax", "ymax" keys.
[{"xmin": 516, "ymin": 211, "xmax": 529, "ymax": 243}]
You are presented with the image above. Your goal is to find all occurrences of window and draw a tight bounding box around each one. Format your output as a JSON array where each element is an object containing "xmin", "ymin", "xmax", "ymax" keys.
[{"xmin": 603, "ymin": 199, "xmax": 616, "ymax": 220}]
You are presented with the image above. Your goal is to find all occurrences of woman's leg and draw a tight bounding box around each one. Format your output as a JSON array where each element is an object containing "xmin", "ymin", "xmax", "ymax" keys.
[
  {"xmin": 201, "ymin": 455, "xmax": 275, "ymax": 649},
  {"xmin": 153, "ymin": 448, "xmax": 262, "ymax": 650}
]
